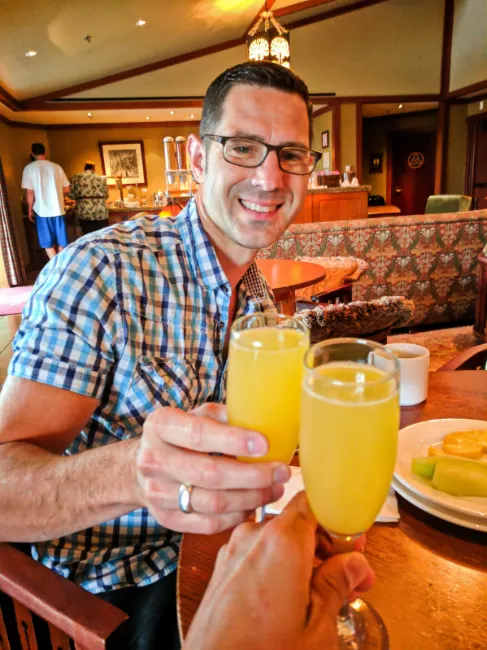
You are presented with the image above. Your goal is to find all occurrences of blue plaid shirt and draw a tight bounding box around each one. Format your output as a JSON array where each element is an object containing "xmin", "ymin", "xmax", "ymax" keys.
[{"xmin": 9, "ymin": 199, "xmax": 275, "ymax": 594}]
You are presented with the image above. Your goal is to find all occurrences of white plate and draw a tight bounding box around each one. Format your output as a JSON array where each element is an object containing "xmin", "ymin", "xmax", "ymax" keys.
[
  {"xmin": 394, "ymin": 418, "xmax": 487, "ymax": 520},
  {"xmin": 392, "ymin": 478, "xmax": 487, "ymax": 532}
]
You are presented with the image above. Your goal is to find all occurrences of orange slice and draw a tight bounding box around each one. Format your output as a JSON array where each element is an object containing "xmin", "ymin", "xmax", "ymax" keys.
[{"xmin": 442, "ymin": 430, "xmax": 484, "ymax": 459}]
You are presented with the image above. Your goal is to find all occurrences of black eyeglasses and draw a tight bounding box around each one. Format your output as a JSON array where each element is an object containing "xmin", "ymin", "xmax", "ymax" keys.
[{"xmin": 203, "ymin": 134, "xmax": 322, "ymax": 175}]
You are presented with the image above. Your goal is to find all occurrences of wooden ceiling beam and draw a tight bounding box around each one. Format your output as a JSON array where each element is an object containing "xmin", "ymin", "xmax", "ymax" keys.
[
  {"xmin": 0, "ymin": 84, "xmax": 20, "ymax": 111},
  {"xmin": 449, "ymin": 79, "xmax": 487, "ymax": 99},
  {"xmin": 283, "ymin": 0, "xmax": 391, "ymax": 31},
  {"xmin": 27, "ymin": 98, "xmax": 204, "ymax": 112}
]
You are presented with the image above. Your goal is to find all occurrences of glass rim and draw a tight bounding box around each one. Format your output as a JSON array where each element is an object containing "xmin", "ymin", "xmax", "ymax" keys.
[
  {"xmin": 230, "ymin": 311, "xmax": 309, "ymax": 336},
  {"xmin": 303, "ymin": 337, "xmax": 400, "ymax": 387}
]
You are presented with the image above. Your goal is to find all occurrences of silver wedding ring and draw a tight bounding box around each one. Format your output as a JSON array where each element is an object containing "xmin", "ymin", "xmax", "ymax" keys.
[{"xmin": 178, "ymin": 483, "xmax": 194, "ymax": 514}]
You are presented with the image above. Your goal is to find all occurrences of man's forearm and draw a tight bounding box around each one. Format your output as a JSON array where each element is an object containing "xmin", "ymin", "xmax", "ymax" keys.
[
  {"xmin": 26, "ymin": 190, "xmax": 34, "ymax": 213},
  {"xmin": 0, "ymin": 438, "xmax": 142, "ymax": 542}
]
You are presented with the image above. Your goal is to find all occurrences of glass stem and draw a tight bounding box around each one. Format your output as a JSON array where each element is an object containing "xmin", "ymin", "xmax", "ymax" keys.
[
  {"xmin": 255, "ymin": 506, "xmax": 266, "ymax": 523},
  {"xmin": 337, "ymin": 600, "xmax": 358, "ymax": 648}
]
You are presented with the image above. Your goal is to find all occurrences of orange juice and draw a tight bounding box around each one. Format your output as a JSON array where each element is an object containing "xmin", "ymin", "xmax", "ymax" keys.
[
  {"xmin": 227, "ymin": 327, "xmax": 309, "ymax": 463},
  {"xmin": 300, "ymin": 362, "xmax": 399, "ymax": 535}
]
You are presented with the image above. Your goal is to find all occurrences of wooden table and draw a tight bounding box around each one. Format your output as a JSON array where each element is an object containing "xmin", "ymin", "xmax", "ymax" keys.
[
  {"xmin": 177, "ymin": 371, "xmax": 487, "ymax": 649},
  {"xmin": 256, "ymin": 259, "xmax": 326, "ymax": 315},
  {"xmin": 367, "ymin": 205, "xmax": 401, "ymax": 217}
]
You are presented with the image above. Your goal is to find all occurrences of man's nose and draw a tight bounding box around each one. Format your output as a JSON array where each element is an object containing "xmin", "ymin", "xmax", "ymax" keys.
[{"xmin": 250, "ymin": 150, "xmax": 286, "ymax": 192}]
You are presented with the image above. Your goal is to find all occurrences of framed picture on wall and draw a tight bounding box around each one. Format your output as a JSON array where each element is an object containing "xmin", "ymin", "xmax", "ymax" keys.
[
  {"xmin": 321, "ymin": 130, "xmax": 329, "ymax": 149},
  {"xmin": 99, "ymin": 141, "xmax": 147, "ymax": 185},
  {"xmin": 369, "ymin": 153, "xmax": 383, "ymax": 174}
]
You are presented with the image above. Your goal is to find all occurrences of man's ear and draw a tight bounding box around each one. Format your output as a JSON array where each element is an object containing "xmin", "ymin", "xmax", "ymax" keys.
[{"xmin": 187, "ymin": 134, "xmax": 205, "ymax": 184}]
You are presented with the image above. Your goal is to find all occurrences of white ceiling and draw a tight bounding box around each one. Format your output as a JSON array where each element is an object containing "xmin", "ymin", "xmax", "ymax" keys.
[{"xmin": 1, "ymin": 0, "xmax": 361, "ymax": 101}]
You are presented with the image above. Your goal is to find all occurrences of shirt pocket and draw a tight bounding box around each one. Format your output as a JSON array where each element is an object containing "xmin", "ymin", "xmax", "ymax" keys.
[{"xmin": 120, "ymin": 354, "xmax": 201, "ymax": 430}]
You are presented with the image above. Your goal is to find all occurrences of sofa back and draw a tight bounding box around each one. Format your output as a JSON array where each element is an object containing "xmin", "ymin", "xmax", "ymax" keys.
[{"xmin": 259, "ymin": 210, "xmax": 487, "ymax": 326}]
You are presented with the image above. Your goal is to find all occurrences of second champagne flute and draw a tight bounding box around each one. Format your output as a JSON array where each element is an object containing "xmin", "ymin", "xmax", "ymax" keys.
[{"xmin": 226, "ymin": 312, "xmax": 309, "ymax": 520}]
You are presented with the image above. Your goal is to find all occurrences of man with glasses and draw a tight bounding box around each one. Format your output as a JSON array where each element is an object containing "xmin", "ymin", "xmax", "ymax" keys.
[{"xmin": 0, "ymin": 62, "xmax": 330, "ymax": 649}]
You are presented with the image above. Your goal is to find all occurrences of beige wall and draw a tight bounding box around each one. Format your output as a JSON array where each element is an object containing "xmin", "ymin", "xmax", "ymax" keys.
[
  {"xmin": 71, "ymin": 0, "xmax": 444, "ymax": 100},
  {"xmin": 468, "ymin": 102, "xmax": 487, "ymax": 117},
  {"xmin": 312, "ymin": 110, "xmax": 332, "ymax": 170},
  {"xmin": 0, "ymin": 121, "xmax": 49, "ymax": 271},
  {"xmin": 47, "ymin": 124, "xmax": 198, "ymax": 200},
  {"xmin": 451, "ymin": 0, "xmax": 487, "ymax": 91},
  {"xmin": 361, "ymin": 111, "xmax": 438, "ymax": 197},
  {"xmin": 445, "ymin": 104, "xmax": 468, "ymax": 194}
]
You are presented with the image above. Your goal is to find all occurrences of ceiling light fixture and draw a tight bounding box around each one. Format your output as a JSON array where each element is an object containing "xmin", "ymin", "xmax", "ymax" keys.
[
  {"xmin": 87, "ymin": 112, "xmax": 93, "ymax": 118},
  {"xmin": 398, "ymin": 104, "xmax": 403, "ymax": 109},
  {"xmin": 136, "ymin": 19, "xmax": 147, "ymax": 27},
  {"xmin": 170, "ymin": 110, "xmax": 175, "ymax": 115},
  {"xmin": 190, "ymin": 114, "xmax": 194, "ymax": 119},
  {"xmin": 146, "ymin": 116, "xmax": 150, "ymax": 120},
  {"xmin": 25, "ymin": 50, "xmax": 37, "ymax": 57},
  {"xmin": 247, "ymin": 3, "xmax": 290, "ymax": 68}
]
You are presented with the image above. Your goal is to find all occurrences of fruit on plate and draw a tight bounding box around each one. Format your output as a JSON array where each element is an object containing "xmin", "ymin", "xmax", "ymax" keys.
[
  {"xmin": 428, "ymin": 429, "xmax": 487, "ymax": 460},
  {"xmin": 411, "ymin": 456, "xmax": 487, "ymax": 497}
]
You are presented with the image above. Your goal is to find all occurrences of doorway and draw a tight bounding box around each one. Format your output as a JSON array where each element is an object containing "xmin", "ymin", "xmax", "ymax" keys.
[
  {"xmin": 387, "ymin": 131, "xmax": 436, "ymax": 215},
  {"xmin": 466, "ymin": 117, "xmax": 487, "ymax": 209}
]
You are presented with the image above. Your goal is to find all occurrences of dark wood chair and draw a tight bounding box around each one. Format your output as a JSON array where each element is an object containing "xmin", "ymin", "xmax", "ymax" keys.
[
  {"xmin": 437, "ymin": 343, "xmax": 487, "ymax": 371},
  {"xmin": 0, "ymin": 542, "xmax": 129, "ymax": 649}
]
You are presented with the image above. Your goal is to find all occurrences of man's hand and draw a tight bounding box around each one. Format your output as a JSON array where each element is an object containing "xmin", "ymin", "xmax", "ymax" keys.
[
  {"xmin": 28, "ymin": 210, "xmax": 35, "ymax": 223},
  {"xmin": 135, "ymin": 404, "xmax": 290, "ymax": 534},
  {"xmin": 185, "ymin": 492, "xmax": 375, "ymax": 650}
]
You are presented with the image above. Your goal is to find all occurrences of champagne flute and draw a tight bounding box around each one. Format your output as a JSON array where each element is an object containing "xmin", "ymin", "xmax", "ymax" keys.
[
  {"xmin": 226, "ymin": 312, "xmax": 309, "ymax": 521},
  {"xmin": 300, "ymin": 338, "xmax": 400, "ymax": 648}
]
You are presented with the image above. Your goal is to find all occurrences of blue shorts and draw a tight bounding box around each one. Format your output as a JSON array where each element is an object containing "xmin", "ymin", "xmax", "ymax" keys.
[{"xmin": 35, "ymin": 215, "xmax": 69, "ymax": 248}]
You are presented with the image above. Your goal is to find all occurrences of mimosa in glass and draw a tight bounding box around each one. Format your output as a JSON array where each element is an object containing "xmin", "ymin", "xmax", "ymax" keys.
[
  {"xmin": 227, "ymin": 313, "xmax": 309, "ymax": 465},
  {"xmin": 300, "ymin": 338, "xmax": 399, "ymax": 649}
]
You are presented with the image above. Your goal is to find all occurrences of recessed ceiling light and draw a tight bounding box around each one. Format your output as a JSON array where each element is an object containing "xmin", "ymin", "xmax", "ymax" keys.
[
  {"xmin": 136, "ymin": 19, "xmax": 146, "ymax": 27},
  {"xmin": 190, "ymin": 114, "xmax": 194, "ymax": 119},
  {"xmin": 146, "ymin": 116, "xmax": 150, "ymax": 120},
  {"xmin": 398, "ymin": 104, "xmax": 403, "ymax": 109},
  {"xmin": 87, "ymin": 112, "xmax": 93, "ymax": 117},
  {"xmin": 25, "ymin": 50, "xmax": 37, "ymax": 57},
  {"xmin": 170, "ymin": 110, "xmax": 175, "ymax": 115}
]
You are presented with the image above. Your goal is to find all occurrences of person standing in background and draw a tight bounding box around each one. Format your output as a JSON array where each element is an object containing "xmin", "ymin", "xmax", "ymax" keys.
[
  {"xmin": 69, "ymin": 161, "xmax": 109, "ymax": 235},
  {"xmin": 21, "ymin": 143, "xmax": 70, "ymax": 259}
]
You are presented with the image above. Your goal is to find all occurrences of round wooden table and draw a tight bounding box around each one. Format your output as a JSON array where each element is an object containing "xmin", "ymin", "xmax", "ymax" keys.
[
  {"xmin": 256, "ymin": 259, "xmax": 326, "ymax": 315},
  {"xmin": 177, "ymin": 371, "xmax": 487, "ymax": 649}
]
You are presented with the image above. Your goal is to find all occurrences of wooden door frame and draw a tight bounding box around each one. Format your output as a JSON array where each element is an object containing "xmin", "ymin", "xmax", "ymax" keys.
[{"xmin": 464, "ymin": 110, "xmax": 487, "ymax": 197}]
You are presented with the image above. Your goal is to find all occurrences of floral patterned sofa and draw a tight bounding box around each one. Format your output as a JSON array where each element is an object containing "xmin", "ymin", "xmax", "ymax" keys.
[{"xmin": 258, "ymin": 210, "xmax": 487, "ymax": 327}]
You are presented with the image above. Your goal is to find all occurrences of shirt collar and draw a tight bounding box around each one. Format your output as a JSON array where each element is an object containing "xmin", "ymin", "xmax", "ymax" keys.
[{"xmin": 177, "ymin": 198, "xmax": 270, "ymax": 301}]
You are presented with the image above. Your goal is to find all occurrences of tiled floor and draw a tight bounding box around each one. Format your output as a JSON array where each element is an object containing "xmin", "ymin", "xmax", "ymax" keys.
[{"xmin": 0, "ymin": 314, "xmax": 22, "ymax": 384}]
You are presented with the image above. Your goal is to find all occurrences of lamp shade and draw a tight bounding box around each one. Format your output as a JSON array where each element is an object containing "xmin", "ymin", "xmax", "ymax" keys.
[{"xmin": 247, "ymin": 10, "xmax": 290, "ymax": 68}]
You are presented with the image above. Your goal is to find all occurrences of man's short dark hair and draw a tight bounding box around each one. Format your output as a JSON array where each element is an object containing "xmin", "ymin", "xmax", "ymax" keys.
[
  {"xmin": 200, "ymin": 62, "xmax": 313, "ymax": 145},
  {"xmin": 84, "ymin": 162, "xmax": 95, "ymax": 171},
  {"xmin": 31, "ymin": 143, "xmax": 45, "ymax": 156}
]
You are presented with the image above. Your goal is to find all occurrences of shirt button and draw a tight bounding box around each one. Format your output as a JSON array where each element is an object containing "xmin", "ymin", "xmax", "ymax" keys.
[
  {"xmin": 219, "ymin": 321, "xmax": 225, "ymax": 329},
  {"xmin": 221, "ymin": 285, "xmax": 229, "ymax": 293}
]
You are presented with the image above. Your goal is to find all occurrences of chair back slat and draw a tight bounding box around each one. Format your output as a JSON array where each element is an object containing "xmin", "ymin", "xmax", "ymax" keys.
[
  {"xmin": 48, "ymin": 624, "xmax": 71, "ymax": 650},
  {"xmin": 13, "ymin": 600, "xmax": 38, "ymax": 650},
  {"xmin": 0, "ymin": 606, "xmax": 12, "ymax": 650}
]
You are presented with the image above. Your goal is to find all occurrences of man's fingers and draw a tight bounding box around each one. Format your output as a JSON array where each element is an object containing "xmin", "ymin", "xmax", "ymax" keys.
[
  {"xmin": 138, "ymin": 442, "xmax": 290, "ymax": 490},
  {"xmin": 312, "ymin": 552, "xmax": 374, "ymax": 613},
  {"xmin": 148, "ymin": 508, "xmax": 248, "ymax": 535},
  {"xmin": 143, "ymin": 477, "xmax": 285, "ymax": 514},
  {"xmin": 145, "ymin": 407, "xmax": 269, "ymax": 458}
]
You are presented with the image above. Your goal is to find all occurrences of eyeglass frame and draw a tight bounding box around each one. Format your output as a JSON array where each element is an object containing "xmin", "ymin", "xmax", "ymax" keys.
[{"xmin": 202, "ymin": 134, "xmax": 323, "ymax": 176}]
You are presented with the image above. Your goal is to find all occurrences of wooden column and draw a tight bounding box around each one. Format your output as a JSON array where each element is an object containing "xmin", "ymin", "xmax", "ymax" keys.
[
  {"xmin": 435, "ymin": 0, "xmax": 454, "ymax": 193},
  {"xmin": 332, "ymin": 102, "xmax": 341, "ymax": 172},
  {"xmin": 356, "ymin": 102, "xmax": 363, "ymax": 182}
]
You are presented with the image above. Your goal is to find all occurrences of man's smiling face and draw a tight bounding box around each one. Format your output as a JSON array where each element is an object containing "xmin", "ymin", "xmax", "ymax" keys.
[{"xmin": 197, "ymin": 84, "xmax": 311, "ymax": 251}]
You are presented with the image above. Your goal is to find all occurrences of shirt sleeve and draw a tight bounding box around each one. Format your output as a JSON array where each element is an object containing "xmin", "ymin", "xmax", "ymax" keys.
[
  {"xmin": 21, "ymin": 166, "xmax": 33, "ymax": 190},
  {"xmin": 9, "ymin": 243, "xmax": 122, "ymax": 399}
]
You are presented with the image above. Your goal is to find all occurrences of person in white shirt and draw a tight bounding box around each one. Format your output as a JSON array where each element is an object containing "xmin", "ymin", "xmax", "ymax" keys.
[{"xmin": 21, "ymin": 143, "xmax": 71, "ymax": 259}]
